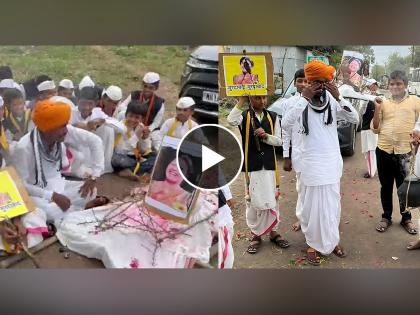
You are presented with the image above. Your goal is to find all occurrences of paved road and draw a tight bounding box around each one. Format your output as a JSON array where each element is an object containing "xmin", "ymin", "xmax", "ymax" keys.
[{"xmin": 230, "ymin": 133, "xmax": 420, "ymax": 269}]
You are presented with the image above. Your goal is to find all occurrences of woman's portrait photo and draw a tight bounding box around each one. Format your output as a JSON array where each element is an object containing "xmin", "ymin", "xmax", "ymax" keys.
[
  {"xmin": 148, "ymin": 145, "xmax": 195, "ymax": 214},
  {"xmin": 233, "ymin": 57, "xmax": 259, "ymax": 85}
]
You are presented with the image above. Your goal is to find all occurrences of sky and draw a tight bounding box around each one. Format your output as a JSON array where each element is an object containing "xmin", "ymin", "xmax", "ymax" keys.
[{"xmin": 371, "ymin": 45, "xmax": 411, "ymax": 65}]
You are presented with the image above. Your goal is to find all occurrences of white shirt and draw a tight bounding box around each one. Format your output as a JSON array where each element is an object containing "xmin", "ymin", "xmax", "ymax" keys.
[
  {"xmin": 279, "ymin": 93, "xmax": 302, "ymax": 159},
  {"xmin": 160, "ymin": 117, "xmax": 198, "ymax": 139},
  {"xmin": 226, "ymin": 106, "xmax": 282, "ymax": 146},
  {"xmin": 12, "ymin": 125, "xmax": 105, "ymax": 201},
  {"xmin": 70, "ymin": 108, "xmax": 126, "ymax": 134},
  {"xmin": 114, "ymin": 121, "xmax": 152, "ymax": 155},
  {"xmin": 282, "ymin": 91, "xmax": 359, "ymax": 186}
]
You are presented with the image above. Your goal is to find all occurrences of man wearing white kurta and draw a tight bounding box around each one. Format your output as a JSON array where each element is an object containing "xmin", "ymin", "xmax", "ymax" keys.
[
  {"xmin": 282, "ymin": 60, "xmax": 359, "ymax": 265},
  {"xmin": 279, "ymin": 69, "xmax": 307, "ymax": 231},
  {"xmin": 12, "ymin": 99, "xmax": 104, "ymax": 223},
  {"xmin": 227, "ymin": 95, "xmax": 289, "ymax": 254},
  {"xmin": 69, "ymin": 86, "xmax": 126, "ymax": 177}
]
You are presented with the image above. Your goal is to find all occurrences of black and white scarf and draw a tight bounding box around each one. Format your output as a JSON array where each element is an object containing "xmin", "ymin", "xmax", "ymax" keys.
[
  {"xmin": 302, "ymin": 93, "xmax": 333, "ymax": 135},
  {"xmin": 30, "ymin": 128, "xmax": 63, "ymax": 188}
]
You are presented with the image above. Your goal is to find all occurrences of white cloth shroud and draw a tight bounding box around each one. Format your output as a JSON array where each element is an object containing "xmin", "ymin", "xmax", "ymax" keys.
[{"xmin": 56, "ymin": 193, "xmax": 217, "ymax": 268}]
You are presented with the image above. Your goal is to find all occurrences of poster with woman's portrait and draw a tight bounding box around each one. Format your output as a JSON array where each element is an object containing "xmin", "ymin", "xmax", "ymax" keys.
[
  {"xmin": 218, "ymin": 52, "xmax": 274, "ymax": 97},
  {"xmin": 0, "ymin": 167, "xmax": 34, "ymax": 221},
  {"xmin": 145, "ymin": 136, "xmax": 200, "ymax": 224},
  {"xmin": 337, "ymin": 50, "xmax": 365, "ymax": 88}
]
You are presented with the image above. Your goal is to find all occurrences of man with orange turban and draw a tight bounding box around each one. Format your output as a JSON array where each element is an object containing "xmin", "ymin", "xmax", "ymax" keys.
[
  {"xmin": 12, "ymin": 99, "xmax": 107, "ymax": 224},
  {"xmin": 282, "ymin": 60, "xmax": 359, "ymax": 266}
]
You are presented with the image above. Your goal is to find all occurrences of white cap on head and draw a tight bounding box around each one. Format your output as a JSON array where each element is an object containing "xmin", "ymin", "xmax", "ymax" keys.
[
  {"xmin": 0, "ymin": 96, "xmax": 4, "ymax": 108},
  {"xmin": 79, "ymin": 75, "xmax": 95, "ymax": 90},
  {"xmin": 37, "ymin": 80, "xmax": 56, "ymax": 92},
  {"xmin": 366, "ymin": 78, "xmax": 378, "ymax": 86},
  {"xmin": 0, "ymin": 79, "xmax": 15, "ymax": 89},
  {"xmin": 102, "ymin": 85, "xmax": 122, "ymax": 101},
  {"xmin": 59, "ymin": 79, "xmax": 75, "ymax": 89},
  {"xmin": 176, "ymin": 97, "xmax": 195, "ymax": 109},
  {"xmin": 17, "ymin": 83, "xmax": 26, "ymax": 99},
  {"xmin": 50, "ymin": 95, "xmax": 76, "ymax": 109},
  {"xmin": 143, "ymin": 72, "xmax": 160, "ymax": 84}
]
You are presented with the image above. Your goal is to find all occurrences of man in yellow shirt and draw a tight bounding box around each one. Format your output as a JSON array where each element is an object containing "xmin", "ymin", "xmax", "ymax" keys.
[{"xmin": 371, "ymin": 70, "xmax": 420, "ymax": 234}]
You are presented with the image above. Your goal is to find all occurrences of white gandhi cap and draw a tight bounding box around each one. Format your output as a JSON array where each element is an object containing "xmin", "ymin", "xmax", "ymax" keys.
[
  {"xmin": 102, "ymin": 85, "xmax": 122, "ymax": 101},
  {"xmin": 59, "ymin": 79, "xmax": 75, "ymax": 89},
  {"xmin": 176, "ymin": 96, "xmax": 195, "ymax": 109},
  {"xmin": 79, "ymin": 75, "xmax": 95, "ymax": 90},
  {"xmin": 0, "ymin": 79, "xmax": 15, "ymax": 89},
  {"xmin": 366, "ymin": 78, "xmax": 378, "ymax": 86},
  {"xmin": 143, "ymin": 72, "xmax": 160, "ymax": 84},
  {"xmin": 37, "ymin": 80, "xmax": 56, "ymax": 91}
]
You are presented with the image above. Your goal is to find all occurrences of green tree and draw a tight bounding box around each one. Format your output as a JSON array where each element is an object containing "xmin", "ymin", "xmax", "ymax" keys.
[
  {"xmin": 386, "ymin": 52, "xmax": 410, "ymax": 74},
  {"xmin": 371, "ymin": 64, "xmax": 385, "ymax": 80},
  {"xmin": 408, "ymin": 46, "xmax": 420, "ymax": 68}
]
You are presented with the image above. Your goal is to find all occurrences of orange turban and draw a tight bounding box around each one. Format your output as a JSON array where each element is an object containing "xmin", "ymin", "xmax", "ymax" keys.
[
  {"xmin": 304, "ymin": 60, "xmax": 336, "ymax": 82},
  {"xmin": 32, "ymin": 99, "xmax": 71, "ymax": 132}
]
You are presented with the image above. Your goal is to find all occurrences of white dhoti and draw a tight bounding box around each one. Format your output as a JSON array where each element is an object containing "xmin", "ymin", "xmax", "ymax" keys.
[
  {"xmin": 361, "ymin": 130, "xmax": 378, "ymax": 177},
  {"xmin": 217, "ymin": 204, "xmax": 234, "ymax": 269},
  {"xmin": 31, "ymin": 177, "xmax": 96, "ymax": 223},
  {"xmin": 298, "ymin": 182, "xmax": 341, "ymax": 255},
  {"xmin": 0, "ymin": 208, "xmax": 48, "ymax": 251},
  {"xmin": 295, "ymin": 172, "xmax": 303, "ymax": 216},
  {"xmin": 245, "ymin": 170, "xmax": 279, "ymax": 236},
  {"xmin": 94, "ymin": 125, "xmax": 115, "ymax": 174}
]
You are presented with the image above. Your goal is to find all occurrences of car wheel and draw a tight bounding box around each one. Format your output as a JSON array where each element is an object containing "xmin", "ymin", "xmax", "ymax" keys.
[{"xmin": 342, "ymin": 125, "xmax": 356, "ymax": 156}]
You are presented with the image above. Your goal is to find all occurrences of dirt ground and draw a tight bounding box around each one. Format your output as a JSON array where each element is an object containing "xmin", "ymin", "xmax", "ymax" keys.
[{"xmin": 230, "ymin": 132, "xmax": 420, "ymax": 269}]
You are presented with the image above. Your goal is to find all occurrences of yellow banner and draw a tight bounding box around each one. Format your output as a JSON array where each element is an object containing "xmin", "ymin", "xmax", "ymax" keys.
[
  {"xmin": 219, "ymin": 53, "xmax": 274, "ymax": 97},
  {"xmin": 0, "ymin": 167, "xmax": 33, "ymax": 221}
]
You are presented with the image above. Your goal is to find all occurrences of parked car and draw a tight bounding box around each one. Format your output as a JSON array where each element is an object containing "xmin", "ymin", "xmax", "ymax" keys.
[
  {"xmin": 179, "ymin": 46, "xmax": 219, "ymax": 123},
  {"xmin": 268, "ymin": 79, "xmax": 372, "ymax": 156}
]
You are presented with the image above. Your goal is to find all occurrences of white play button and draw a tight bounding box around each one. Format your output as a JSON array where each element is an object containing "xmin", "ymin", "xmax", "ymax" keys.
[
  {"xmin": 202, "ymin": 144, "xmax": 225, "ymax": 172},
  {"xmin": 177, "ymin": 124, "xmax": 244, "ymax": 190}
]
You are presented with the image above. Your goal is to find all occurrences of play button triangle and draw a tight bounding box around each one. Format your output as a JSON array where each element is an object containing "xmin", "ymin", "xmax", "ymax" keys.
[{"xmin": 202, "ymin": 145, "xmax": 225, "ymax": 172}]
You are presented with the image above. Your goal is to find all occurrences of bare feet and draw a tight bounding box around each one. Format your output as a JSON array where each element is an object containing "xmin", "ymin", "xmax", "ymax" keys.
[
  {"xmin": 407, "ymin": 240, "xmax": 420, "ymax": 250},
  {"xmin": 118, "ymin": 169, "xmax": 140, "ymax": 181},
  {"xmin": 292, "ymin": 221, "xmax": 301, "ymax": 231}
]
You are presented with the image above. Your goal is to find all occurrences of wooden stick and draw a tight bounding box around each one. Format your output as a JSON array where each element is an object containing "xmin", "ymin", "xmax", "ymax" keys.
[{"xmin": 0, "ymin": 236, "xmax": 57, "ymax": 269}]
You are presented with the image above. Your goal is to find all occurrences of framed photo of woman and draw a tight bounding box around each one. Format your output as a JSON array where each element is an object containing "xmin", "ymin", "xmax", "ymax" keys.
[{"xmin": 145, "ymin": 136, "xmax": 200, "ymax": 224}]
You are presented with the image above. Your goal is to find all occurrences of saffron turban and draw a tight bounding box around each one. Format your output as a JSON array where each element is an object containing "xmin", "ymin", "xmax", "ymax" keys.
[
  {"xmin": 32, "ymin": 99, "xmax": 71, "ymax": 132},
  {"xmin": 304, "ymin": 60, "xmax": 336, "ymax": 82}
]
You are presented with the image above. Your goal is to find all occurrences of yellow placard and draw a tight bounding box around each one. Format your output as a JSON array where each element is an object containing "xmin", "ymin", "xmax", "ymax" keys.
[
  {"xmin": 219, "ymin": 53, "xmax": 274, "ymax": 97},
  {"xmin": 0, "ymin": 167, "xmax": 33, "ymax": 221}
]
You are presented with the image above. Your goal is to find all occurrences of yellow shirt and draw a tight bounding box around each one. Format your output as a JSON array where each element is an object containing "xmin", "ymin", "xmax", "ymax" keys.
[{"xmin": 371, "ymin": 95, "xmax": 420, "ymax": 154}]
